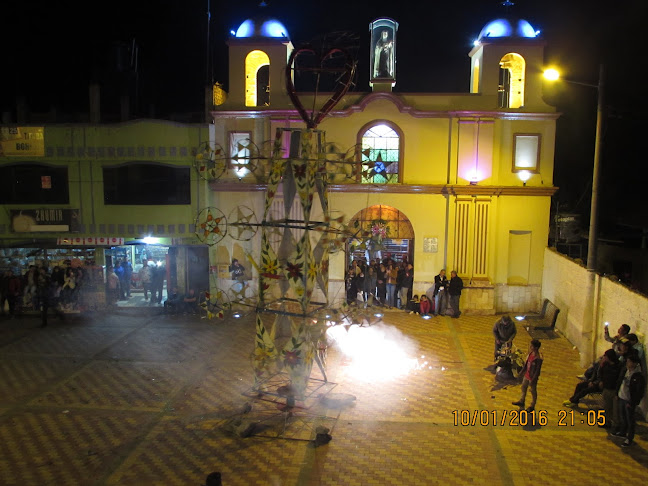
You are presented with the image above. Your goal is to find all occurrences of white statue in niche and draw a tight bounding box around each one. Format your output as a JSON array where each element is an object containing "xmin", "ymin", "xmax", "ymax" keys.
[{"xmin": 373, "ymin": 29, "xmax": 394, "ymax": 78}]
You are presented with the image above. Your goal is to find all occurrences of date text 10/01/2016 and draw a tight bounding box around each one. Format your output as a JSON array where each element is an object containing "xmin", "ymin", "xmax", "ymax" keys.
[{"xmin": 451, "ymin": 409, "xmax": 605, "ymax": 427}]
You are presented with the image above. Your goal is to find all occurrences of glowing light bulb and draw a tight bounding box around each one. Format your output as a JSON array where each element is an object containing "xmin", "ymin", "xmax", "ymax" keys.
[
  {"xmin": 518, "ymin": 170, "xmax": 532, "ymax": 185},
  {"xmin": 543, "ymin": 68, "xmax": 560, "ymax": 81}
]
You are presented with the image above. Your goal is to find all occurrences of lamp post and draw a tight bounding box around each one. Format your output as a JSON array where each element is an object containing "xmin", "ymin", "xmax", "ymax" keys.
[{"xmin": 544, "ymin": 65, "xmax": 604, "ymax": 272}]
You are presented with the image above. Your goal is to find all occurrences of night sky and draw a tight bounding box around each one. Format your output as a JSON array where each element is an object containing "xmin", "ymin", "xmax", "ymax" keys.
[{"xmin": 1, "ymin": 0, "xmax": 646, "ymax": 229}]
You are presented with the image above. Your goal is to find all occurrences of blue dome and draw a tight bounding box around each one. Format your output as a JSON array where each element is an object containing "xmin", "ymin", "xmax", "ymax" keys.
[
  {"xmin": 478, "ymin": 18, "xmax": 538, "ymax": 40},
  {"xmin": 234, "ymin": 17, "xmax": 289, "ymax": 39}
]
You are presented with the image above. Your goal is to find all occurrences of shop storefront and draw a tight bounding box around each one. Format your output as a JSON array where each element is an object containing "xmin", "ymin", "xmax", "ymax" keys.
[{"xmin": 0, "ymin": 237, "xmax": 125, "ymax": 312}]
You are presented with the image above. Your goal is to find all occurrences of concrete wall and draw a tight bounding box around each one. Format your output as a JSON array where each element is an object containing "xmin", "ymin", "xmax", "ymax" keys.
[{"xmin": 542, "ymin": 247, "xmax": 648, "ymax": 419}]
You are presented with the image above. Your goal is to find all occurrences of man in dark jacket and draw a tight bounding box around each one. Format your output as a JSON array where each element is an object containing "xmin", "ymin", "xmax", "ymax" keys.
[
  {"xmin": 433, "ymin": 269, "xmax": 448, "ymax": 316},
  {"xmin": 563, "ymin": 349, "xmax": 620, "ymax": 413},
  {"xmin": 399, "ymin": 263, "xmax": 413, "ymax": 311},
  {"xmin": 447, "ymin": 270, "xmax": 463, "ymax": 318},
  {"xmin": 493, "ymin": 315, "xmax": 517, "ymax": 359},
  {"xmin": 512, "ymin": 339, "xmax": 543, "ymax": 412},
  {"xmin": 613, "ymin": 352, "xmax": 646, "ymax": 447},
  {"xmin": 6, "ymin": 270, "xmax": 22, "ymax": 318}
]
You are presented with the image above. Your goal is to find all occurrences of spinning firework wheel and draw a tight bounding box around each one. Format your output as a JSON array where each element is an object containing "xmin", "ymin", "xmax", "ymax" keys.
[
  {"xmin": 195, "ymin": 207, "xmax": 227, "ymax": 246},
  {"xmin": 194, "ymin": 141, "xmax": 227, "ymax": 181}
]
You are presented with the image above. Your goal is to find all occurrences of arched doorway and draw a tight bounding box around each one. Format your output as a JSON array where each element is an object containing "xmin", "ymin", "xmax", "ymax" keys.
[{"xmin": 347, "ymin": 205, "xmax": 414, "ymax": 264}]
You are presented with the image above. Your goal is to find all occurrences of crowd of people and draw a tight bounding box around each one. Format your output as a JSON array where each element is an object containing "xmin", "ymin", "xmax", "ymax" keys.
[
  {"xmin": 562, "ymin": 323, "xmax": 646, "ymax": 447},
  {"xmin": 491, "ymin": 314, "xmax": 646, "ymax": 448},
  {"xmin": 0, "ymin": 264, "xmax": 89, "ymax": 321},
  {"xmin": 0, "ymin": 264, "xmax": 89, "ymax": 325},
  {"xmin": 105, "ymin": 259, "xmax": 166, "ymax": 306},
  {"xmin": 344, "ymin": 259, "xmax": 465, "ymax": 317},
  {"xmin": 344, "ymin": 257, "xmax": 414, "ymax": 310}
]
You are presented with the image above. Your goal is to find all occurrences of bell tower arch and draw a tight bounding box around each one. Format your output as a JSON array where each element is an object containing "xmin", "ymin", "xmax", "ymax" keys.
[{"xmin": 224, "ymin": 16, "xmax": 293, "ymax": 109}]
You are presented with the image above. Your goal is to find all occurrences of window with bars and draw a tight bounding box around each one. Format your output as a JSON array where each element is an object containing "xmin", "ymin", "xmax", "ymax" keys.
[{"xmin": 359, "ymin": 123, "xmax": 401, "ymax": 183}]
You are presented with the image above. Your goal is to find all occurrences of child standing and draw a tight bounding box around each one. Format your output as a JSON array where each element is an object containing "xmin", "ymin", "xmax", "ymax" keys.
[{"xmin": 512, "ymin": 339, "xmax": 543, "ymax": 412}]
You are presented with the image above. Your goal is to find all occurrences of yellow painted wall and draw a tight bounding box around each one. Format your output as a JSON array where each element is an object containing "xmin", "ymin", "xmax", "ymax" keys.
[
  {"xmin": 0, "ymin": 120, "xmax": 207, "ymax": 238},
  {"xmin": 491, "ymin": 196, "xmax": 551, "ymax": 285},
  {"xmin": 329, "ymin": 193, "xmax": 449, "ymax": 281}
]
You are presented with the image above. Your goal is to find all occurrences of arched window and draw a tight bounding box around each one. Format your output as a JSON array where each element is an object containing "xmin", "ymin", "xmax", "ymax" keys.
[
  {"xmin": 245, "ymin": 50, "xmax": 270, "ymax": 107},
  {"xmin": 358, "ymin": 122, "xmax": 401, "ymax": 184},
  {"xmin": 498, "ymin": 53, "xmax": 525, "ymax": 108}
]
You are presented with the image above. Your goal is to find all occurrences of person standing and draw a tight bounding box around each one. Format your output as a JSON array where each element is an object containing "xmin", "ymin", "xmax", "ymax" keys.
[
  {"xmin": 604, "ymin": 323, "xmax": 630, "ymax": 354},
  {"xmin": 122, "ymin": 259, "xmax": 133, "ymax": 298},
  {"xmin": 385, "ymin": 263, "xmax": 398, "ymax": 309},
  {"xmin": 106, "ymin": 266, "xmax": 120, "ymax": 305},
  {"xmin": 139, "ymin": 261, "xmax": 152, "ymax": 300},
  {"xmin": 512, "ymin": 339, "xmax": 543, "ymax": 412},
  {"xmin": 363, "ymin": 265, "xmax": 377, "ymax": 307},
  {"xmin": 114, "ymin": 261, "xmax": 125, "ymax": 300},
  {"xmin": 433, "ymin": 269, "xmax": 448, "ymax": 316},
  {"xmin": 447, "ymin": 270, "xmax": 463, "ymax": 318},
  {"xmin": 613, "ymin": 352, "xmax": 646, "ymax": 447},
  {"xmin": 151, "ymin": 264, "xmax": 165, "ymax": 304},
  {"xmin": 345, "ymin": 265, "xmax": 358, "ymax": 305},
  {"xmin": 36, "ymin": 267, "xmax": 51, "ymax": 327},
  {"xmin": 6, "ymin": 270, "xmax": 22, "ymax": 318},
  {"xmin": 0, "ymin": 270, "xmax": 9, "ymax": 316},
  {"xmin": 399, "ymin": 263, "xmax": 413, "ymax": 312},
  {"xmin": 375, "ymin": 263, "xmax": 387, "ymax": 306}
]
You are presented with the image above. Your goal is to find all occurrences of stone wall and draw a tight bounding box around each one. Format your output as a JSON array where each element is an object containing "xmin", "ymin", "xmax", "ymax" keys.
[
  {"xmin": 495, "ymin": 284, "xmax": 542, "ymax": 314},
  {"xmin": 542, "ymin": 247, "xmax": 648, "ymax": 419}
]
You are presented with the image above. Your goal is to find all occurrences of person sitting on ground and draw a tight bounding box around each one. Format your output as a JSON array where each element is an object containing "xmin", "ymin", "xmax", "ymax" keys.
[
  {"xmin": 612, "ymin": 352, "xmax": 646, "ymax": 447},
  {"xmin": 563, "ymin": 349, "xmax": 621, "ymax": 410},
  {"xmin": 164, "ymin": 287, "xmax": 182, "ymax": 314},
  {"xmin": 408, "ymin": 294, "xmax": 420, "ymax": 314},
  {"xmin": 419, "ymin": 294, "xmax": 431, "ymax": 316},
  {"xmin": 182, "ymin": 289, "xmax": 198, "ymax": 314},
  {"xmin": 493, "ymin": 315, "xmax": 517, "ymax": 360}
]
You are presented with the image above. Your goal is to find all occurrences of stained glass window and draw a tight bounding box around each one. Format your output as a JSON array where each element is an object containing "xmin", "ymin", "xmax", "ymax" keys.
[{"xmin": 360, "ymin": 123, "xmax": 400, "ymax": 184}]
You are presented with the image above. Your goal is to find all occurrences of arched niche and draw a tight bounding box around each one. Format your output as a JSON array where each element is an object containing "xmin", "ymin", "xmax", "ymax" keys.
[
  {"xmin": 347, "ymin": 205, "xmax": 414, "ymax": 264},
  {"xmin": 498, "ymin": 53, "xmax": 525, "ymax": 108},
  {"xmin": 245, "ymin": 50, "xmax": 270, "ymax": 107}
]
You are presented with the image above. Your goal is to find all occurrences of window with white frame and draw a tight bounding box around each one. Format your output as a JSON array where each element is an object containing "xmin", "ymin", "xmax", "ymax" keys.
[
  {"xmin": 359, "ymin": 122, "xmax": 401, "ymax": 183},
  {"xmin": 229, "ymin": 132, "xmax": 252, "ymax": 178},
  {"xmin": 513, "ymin": 134, "xmax": 540, "ymax": 172}
]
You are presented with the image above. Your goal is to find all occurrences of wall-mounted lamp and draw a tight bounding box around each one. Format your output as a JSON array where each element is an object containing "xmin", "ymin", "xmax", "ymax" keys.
[{"xmin": 518, "ymin": 170, "xmax": 532, "ymax": 186}]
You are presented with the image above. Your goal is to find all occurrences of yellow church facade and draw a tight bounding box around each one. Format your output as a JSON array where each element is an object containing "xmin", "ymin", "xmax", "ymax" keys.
[{"xmin": 206, "ymin": 16, "xmax": 558, "ymax": 315}]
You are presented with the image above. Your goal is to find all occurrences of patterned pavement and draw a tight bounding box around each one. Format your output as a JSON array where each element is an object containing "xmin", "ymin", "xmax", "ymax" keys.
[{"xmin": 0, "ymin": 307, "xmax": 646, "ymax": 485}]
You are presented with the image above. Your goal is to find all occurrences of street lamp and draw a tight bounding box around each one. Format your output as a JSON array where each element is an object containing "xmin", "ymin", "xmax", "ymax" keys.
[{"xmin": 544, "ymin": 65, "xmax": 604, "ymax": 272}]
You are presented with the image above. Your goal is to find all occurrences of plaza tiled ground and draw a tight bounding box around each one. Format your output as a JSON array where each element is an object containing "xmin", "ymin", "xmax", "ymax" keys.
[{"xmin": 1, "ymin": 306, "xmax": 647, "ymax": 485}]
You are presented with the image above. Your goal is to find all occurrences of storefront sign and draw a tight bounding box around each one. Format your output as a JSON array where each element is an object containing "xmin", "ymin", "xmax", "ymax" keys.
[
  {"xmin": 57, "ymin": 237, "xmax": 124, "ymax": 246},
  {"xmin": 11, "ymin": 209, "xmax": 80, "ymax": 233},
  {"xmin": 0, "ymin": 127, "xmax": 45, "ymax": 157}
]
